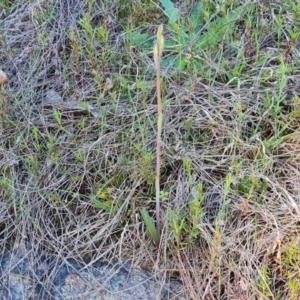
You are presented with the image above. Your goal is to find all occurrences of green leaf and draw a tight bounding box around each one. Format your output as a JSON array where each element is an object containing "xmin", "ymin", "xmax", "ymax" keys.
[
  {"xmin": 223, "ymin": 199, "xmax": 231, "ymax": 207},
  {"xmin": 226, "ymin": 6, "xmax": 243, "ymax": 23},
  {"xmin": 224, "ymin": 172, "xmax": 232, "ymax": 195},
  {"xmin": 140, "ymin": 208, "xmax": 160, "ymax": 247},
  {"xmin": 161, "ymin": 55, "xmax": 188, "ymax": 70},
  {"xmin": 93, "ymin": 198, "xmax": 110, "ymax": 211},
  {"xmin": 93, "ymin": 197, "xmax": 116, "ymax": 215},
  {"xmin": 190, "ymin": 2, "xmax": 204, "ymax": 28},
  {"xmin": 160, "ymin": 0, "xmax": 179, "ymax": 23},
  {"xmin": 126, "ymin": 31, "xmax": 152, "ymax": 48},
  {"xmin": 161, "ymin": 55, "xmax": 176, "ymax": 68},
  {"xmin": 174, "ymin": 56, "xmax": 188, "ymax": 70},
  {"xmin": 164, "ymin": 39, "xmax": 177, "ymax": 48}
]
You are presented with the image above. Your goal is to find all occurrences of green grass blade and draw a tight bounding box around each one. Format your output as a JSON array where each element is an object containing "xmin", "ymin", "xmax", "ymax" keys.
[
  {"xmin": 93, "ymin": 197, "xmax": 117, "ymax": 215},
  {"xmin": 140, "ymin": 208, "xmax": 160, "ymax": 247}
]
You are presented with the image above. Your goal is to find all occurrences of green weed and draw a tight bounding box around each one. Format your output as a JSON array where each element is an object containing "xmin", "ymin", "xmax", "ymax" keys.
[{"xmin": 255, "ymin": 266, "xmax": 273, "ymax": 298}]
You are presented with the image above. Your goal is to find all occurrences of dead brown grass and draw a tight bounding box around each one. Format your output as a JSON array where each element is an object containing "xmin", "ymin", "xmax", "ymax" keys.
[{"xmin": 1, "ymin": 0, "xmax": 300, "ymax": 299}]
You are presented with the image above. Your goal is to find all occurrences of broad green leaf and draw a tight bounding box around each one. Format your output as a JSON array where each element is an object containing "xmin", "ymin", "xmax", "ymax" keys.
[
  {"xmin": 140, "ymin": 208, "xmax": 160, "ymax": 247},
  {"xmin": 174, "ymin": 56, "xmax": 188, "ymax": 70},
  {"xmin": 164, "ymin": 39, "xmax": 177, "ymax": 48},
  {"xmin": 161, "ymin": 55, "xmax": 187, "ymax": 70},
  {"xmin": 190, "ymin": 2, "xmax": 204, "ymax": 28},
  {"xmin": 126, "ymin": 32, "xmax": 152, "ymax": 48},
  {"xmin": 161, "ymin": 55, "xmax": 177, "ymax": 68},
  {"xmin": 160, "ymin": 0, "xmax": 179, "ymax": 23}
]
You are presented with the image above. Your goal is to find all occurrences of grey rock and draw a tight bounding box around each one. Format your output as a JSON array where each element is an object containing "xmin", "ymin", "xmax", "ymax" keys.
[{"xmin": 0, "ymin": 248, "xmax": 185, "ymax": 300}]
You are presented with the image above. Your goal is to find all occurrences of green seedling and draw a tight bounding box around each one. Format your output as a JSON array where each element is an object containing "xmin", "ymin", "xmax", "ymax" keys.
[
  {"xmin": 79, "ymin": 15, "xmax": 94, "ymax": 46},
  {"xmin": 183, "ymin": 156, "xmax": 193, "ymax": 188},
  {"xmin": 216, "ymin": 172, "xmax": 232, "ymax": 222},
  {"xmin": 0, "ymin": 176, "xmax": 11, "ymax": 196},
  {"xmin": 31, "ymin": 126, "xmax": 42, "ymax": 153},
  {"xmin": 159, "ymin": 190, "xmax": 168, "ymax": 201},
  {"xmin": 68, "ymin": 26, "xmax": 80, "ymax": 66},
  {"xmin": 188, "ymin": 183, "xmax": 204, "ymax": 241},
  {"xmin": 74, "ymin": 151, "xmax": 85, "ymax": 164},
  {"xmin": 53, "ymin": 108, "xmax": 62, "ymax": 126},
  {"xmin": 255, "ymin": 266, "xmax": 273, "ymax": 297},
  {"xmin": 287, "ymin": 274, "xmax": 300, "ymax": 300},
  {"xmin": 166, "ymin": 183, "xmax": 204, "ymax": 247},
  {"xmin": 167, "ymin": 207, "xmax": 187, "ymax": 249},
  {"xmin": 140, "ymin": 151, "xmax": 155, "ymax": 185}
]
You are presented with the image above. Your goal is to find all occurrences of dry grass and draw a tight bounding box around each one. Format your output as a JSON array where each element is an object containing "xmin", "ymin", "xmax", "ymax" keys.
[{"xmin": 1, "ymin": 0, "xmax": 300, "ymax": 299}]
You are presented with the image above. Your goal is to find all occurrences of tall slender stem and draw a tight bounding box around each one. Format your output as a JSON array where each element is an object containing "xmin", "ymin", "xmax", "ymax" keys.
[
  {"xmin": 155, "ymin": 57, "xmax": 162, "ymax": 239},
  {"xmin": 154, "ymin": 25, "xmax": 164, "ymax": 241}
]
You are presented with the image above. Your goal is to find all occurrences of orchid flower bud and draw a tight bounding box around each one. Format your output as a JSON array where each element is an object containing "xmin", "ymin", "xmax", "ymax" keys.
[{"xmin": 153, "ymin": 24, "xmax": 164, "ymax": 69}]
